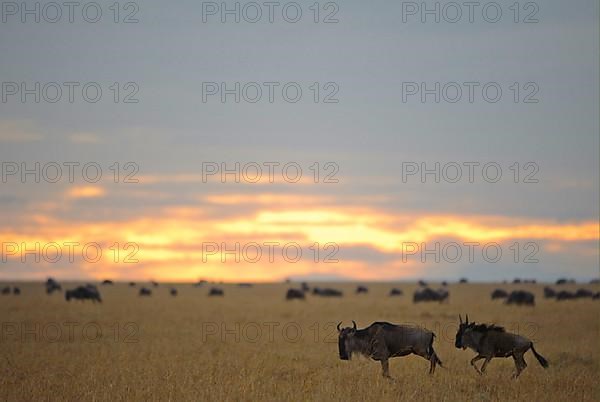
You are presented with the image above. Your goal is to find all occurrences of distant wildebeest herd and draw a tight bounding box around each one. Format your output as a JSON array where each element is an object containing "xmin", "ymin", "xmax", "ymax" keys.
[{"xmin": 2, "ymin": 278, "xmax": 598, "ymax": 307}]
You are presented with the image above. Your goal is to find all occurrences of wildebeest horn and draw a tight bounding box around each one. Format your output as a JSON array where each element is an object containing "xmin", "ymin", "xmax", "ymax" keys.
[
  {"xmin": 465, "ymin": 314, "xmax": 469, "ymax": 324},
  {"xmin": 352, "ymin": 320, "xmax": 357, "ymax": 330},
  {"xmin": 337, "ymin": 322, "xmax": 342, "ymax": 332},
  {"xmin": 459, "ymin": 314, "xmax": 463, "ymax": 324}
]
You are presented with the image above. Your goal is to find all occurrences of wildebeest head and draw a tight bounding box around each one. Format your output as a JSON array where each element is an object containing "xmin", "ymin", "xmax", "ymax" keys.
[
  {"xmin": 455, "ymin": 314, "xmax": 470, "ymax": 349},
  {"xmin": 337, "ymin": 320, "xmax": 358, "ymax": 360}
]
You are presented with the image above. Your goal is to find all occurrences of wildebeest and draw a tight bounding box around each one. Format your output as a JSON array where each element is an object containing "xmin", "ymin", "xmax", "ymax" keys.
[
  {"xmin": 505, "ymin": 290, "xmax": 535, "ymax": 306},
  {"xmin": 312, "ymin": 287, "xmax": 343, "ymax": 297},
  {"xmin": 575, "ymin": 289, "xmax": 594, "ymax": 298},
  {"xmin": 209, "ymin": 287, "xmax": 224, "ymax": 296},
  {"xmin": 418, "ymin": 280, "xmax": 428, "ymax": 287},
  {"xmin": 139, "ymin": 287, "xmax": 152, "ymax": 296},
  {"xmin": 459, "ymin": 278, "xmax": 468, "ymax": 284},
  {"xmin": 543, "ymin": 287, "xmax": 556, "ymax": 298},
  {"xmin": 556, "ymin": 278, "xmax": 575, "ymax": 285},
  {"xmin": 65, "ymin": 285, "xmax": 102, "ymax": 303},
  {"xmin": 285, "ymin": 288, "xmax": 305, "ymax": 300},
  {"xmin": 151, "ymin": 281, "xmax": 159, "ymax": 287},
  {"xmin": 337, "ymin": 321, "xmax": 443, "ymax": 378},
  {"xmin": 301, "ymin": 282, "xmax": 310, "ymax": 292},
  {"xmin": 46, "ymin": 278, "xmax": 62, "ymax": 294},
  {"xmin": 129, "ymin": 282, "xmax": 136, "ymax": 287},
  {"xmin": 389, "ymin": 288, "xmax": 403, "ymax": 296},
  {"xmin": 102, "ymin": 280, "xmax": 113, "ymax": 285},
  {"xmin": 193, "ymin": 280, "xmax": 206, "ymax": 287},
  {"xmin": 413, "ymin": 287, "xmax": 448, "ymax": 303},
  {"xmin": 170, "ymin": 288, "xmax": 178, "ymax": 296},
  {"xmin": 513, "ymin": 278, "xmax": 522, "ymax": 284},
  {"xmin": 441, "ymin": 281, "xmax": 448, "ymax": 287},
  {"xmin": 556, "ymin": 290, "xmax": 575, "ymax": 300},
  {"xmin": 593, "ymin": 292, "xmax": 600, "ymax": 300},
  {"xmin": 356, "ymin": 285, "xmax": 368, "ymax": 294},
  {"xmin": 1, "ymin": 286, "xmax": 10, "ymax": 295},
  {"xmin": 491, "ymin": 289, "xmax": 508, "ymax": 300},
  {"xmin": 590, "ymin": 278, "xmax": 600, "ymax": 284},
  {"xmin": 13, "ymin": 287, "xmax": 20, "ymax": 295},
  {"xmin": 455, "ymin": 315, "xmax": 548, "ymax": 378}
]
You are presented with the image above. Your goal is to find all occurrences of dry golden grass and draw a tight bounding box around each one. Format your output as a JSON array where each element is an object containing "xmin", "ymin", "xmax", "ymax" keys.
[{"xmin": 1, "ymin": 282, "xmax": 599, "ymax": 401}]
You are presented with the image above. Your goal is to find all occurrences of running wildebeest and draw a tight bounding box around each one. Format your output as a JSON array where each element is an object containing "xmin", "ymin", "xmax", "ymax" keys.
[
  {"xmin": 491, "ymin": 289, "xmax": 508, "ymax": 300},
  {"xmin": 337, "ymin": 321, "xmax": 443, "ymax": 378},
  {"xmin": 418, "ymin": 280, "xmax": 428, "ymax": 287},
  {"xmin": 151, "ymin": 281, "xmax": 159, "ymax": 287},
  {"xmin": 129, "ymin": 282, "xmax": 136, "ymax": 287},
  {"xmin": 459, "ymin": 278, "xmax": 468, "ymax": 283},
  {"xmin": 312, "ymin": 287, "xmax": 343, "ymax": 297},
  {"xmin": 593, "ymin": 292, "xmax": 600, "ymax": 300},
  {"xmin": 285, "ymin": 288, "xmax": 305, "ymax": 300},
  {"xmin": 389, "ymin": 288, "xmax": 403, "ymax": 296},
  {"xmin": 413, "ymin": 287, "xmax": 448, "ymax": 303},
  {"xmin": 513, "ymin": 278, "xmax": 522, "ymax": 284},
  {"xmin": 575, "ymin": 289, "xmax": 594, "ymax": 298},
  {"xmin": 544, "ymin": 287, "xmax": 556, "ymax": 298},
  {"xmin": 441, "ymin": 281, "xmax": 448, "ymax": 287},
  {"xmin": 556, "ymin": 278, "xmax": 575, "ymax": 285},
  {"xmin": 46, "ymin": 278, "xmax": 62, "ymax": 294},
  {"xmin": 209, "ymin": 287, "xmax": 224, "ymax": 296},
  {"xmin": 139, "ymin": 287, "xmax": 152, "ymax": 296},
  {"xmin": 13, "ymin": 287, "xmax": 20, "ymax": 295},
  {"xmin": 455, "ymin": 315, "xmax": 548, "ymax": 378},
  {"xmin": 102, "ymin": 280, "xmax": 113, "ymax": 285},
  {"xmin": 1, "ymin": 286, "xmax": 11, "ymax": 295},
  {"xmin": 505, "ymin": 290, "xmax": 535, "ymax": 306},
  {"xmin": 301, "ymin": 282, "xmax": 310, "ymax": 292},
  {"xmin": 65, "ymin": 286, "xmax": 102, "ymax": 303},
  {"xmin": 170, "ymin": 288, "xmax": 178, "ymax": 296},
  {"xmin": 356, "ymin": 285, "xmax": 368, "ymax": 294},
  {"xmin": 556, "ymin": 290, "xmax": 575, "ymax": 301}
]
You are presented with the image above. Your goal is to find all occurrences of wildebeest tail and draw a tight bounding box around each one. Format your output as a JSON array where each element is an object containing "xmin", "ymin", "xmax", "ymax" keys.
[
  {"xmin": 530, "ymin": 343, "xmax": 549, "ymax": 368},
  {"xmin": 428, "ymin": 334, "xmax": 443, "ymax": 367}
]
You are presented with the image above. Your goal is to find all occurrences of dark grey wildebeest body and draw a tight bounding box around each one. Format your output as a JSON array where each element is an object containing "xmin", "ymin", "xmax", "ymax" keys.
[
  {"xmin": 455, "ymin": 315, "xmax": 548, "ymax": 378},
  {"xmin": 389, "ymin": 288, "xmax": 403, "ymax": 296},
  {"xmin": 544, "ymin": 287, "xmax": 556, "ymax": 298},
  {"xmin": 285, "ymin": 288, "xmax": 305, "ymax": 300},
  {"xmin": 337, "ymin": 321, "xmax": 442, "ymax": 378},
  {"xmin": 65, "ymin": 285, "xmax": 102, "ymax": 303},
  {"xmin": 139, "ymin": 287, "xmax": 152, "ymax": 296},
  {"xmin": 491, "ymin": 289, "xmax": 508, "ymax": 300},
  {"xmin": 413, "ymin": 287, "xmax": 448, "ymax": 303},
  {"xmin": 505, "ymin": 290, "xmax": 535, "ymax": 306}
]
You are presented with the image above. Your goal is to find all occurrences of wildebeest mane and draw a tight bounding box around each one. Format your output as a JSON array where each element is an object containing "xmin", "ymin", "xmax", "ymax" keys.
[{"xmin": 468, "ymin": 323, "xmax": 505, "ymax": 333}]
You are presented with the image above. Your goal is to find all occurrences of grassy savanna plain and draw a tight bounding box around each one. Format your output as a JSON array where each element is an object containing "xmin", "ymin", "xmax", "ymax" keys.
[{"xmin": 1, "ymin": 282, "xmax": 598, "ymax": 401}]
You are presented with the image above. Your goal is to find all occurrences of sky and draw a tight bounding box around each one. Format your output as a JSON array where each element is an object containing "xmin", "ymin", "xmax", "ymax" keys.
[{"xmin": 0, "ymin": 0, "xmax": 598, "ymax": 282}]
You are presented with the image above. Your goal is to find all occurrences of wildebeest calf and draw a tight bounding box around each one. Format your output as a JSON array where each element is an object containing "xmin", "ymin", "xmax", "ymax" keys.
[
  {"xmin": 338, "ymin": 321, "xmax": 442, "ymax": 378},
  {"xmin": 455, "ymin": 315, "xmax": 548, "ymax": 378}
]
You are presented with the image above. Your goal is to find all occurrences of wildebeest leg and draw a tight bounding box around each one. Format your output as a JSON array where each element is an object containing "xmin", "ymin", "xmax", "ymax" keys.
[
  {"xmin": 470, "ymin": 355, "xmax": 485, "ymax": 375},
  {"xmin": 480, "ymin": 356, "xmax": 492, "ymax": 374},
  {"xmin": 511, "ymin": 354, "xmax": 527, "ymax": 378},
  {"xmin": 380, "ymin": 359, "xmax": 390, "ymax": 378}
]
